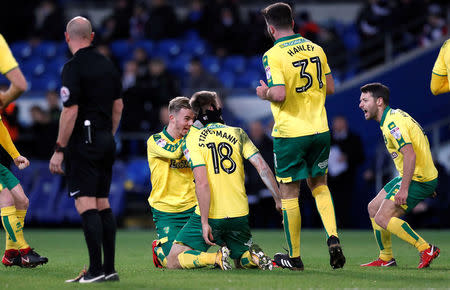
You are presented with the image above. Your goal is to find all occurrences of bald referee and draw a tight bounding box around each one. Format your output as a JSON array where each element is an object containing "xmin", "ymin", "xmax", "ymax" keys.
[{"xmin": 49, "ymin": 17, "xmax": 123, "ymax": 283}]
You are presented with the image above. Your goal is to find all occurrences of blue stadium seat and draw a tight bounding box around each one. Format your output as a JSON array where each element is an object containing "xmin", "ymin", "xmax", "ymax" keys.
[
  {"xmin": 34, "ymin": 41, "xmax": 58, "ymax": 60},
  {"xmin": 135, "ymin": 40, "xmax": 154, "ymax": 56},
  {"xmin": 27, "ymin": 170, "xmax": 63, "ymax": 223},
  {"xmin": 57, "ymin": 194, "xmax": 81, "ymax": 224},
  {"xmin": 167, "ymin": 53, "xmax": 191, "ymax": 76},
  {"xmin": 109, "ymin": 161, "xmax": 127, "ymax": 217},
  {"xmin": 235, "ymin": 70, "xmax": 263, "ymax": 89},
  {"xmin": 22, "ymin": 58, "xmax": 46, "ymax": 76},
  {"xmin": 10, "ymin": 41, "xmax": 32, "ymax": 61},
  {"xmin": 110, "ymin": 39, "xmax": 134, "ymax": 60},
  {"xmin": 223, "ymin": 55, "xmax": 246, "ymax": 74},
  {"xmin": 30, "ymin": 73, "xmax": 60, "ymax": 91},
  {"xmin": 125, "ymin": 158, "xmax": 150, "ymax": 193},
  {"xmin": 181, "ymin": 38, "xmax": 208, "ymax": 56},
  {"xmin": 200, "ymin": 55, "xmax": 221, "ymax": 74},
  {"xmin": 217, "ymin": 70, "xmax": 235, "ymax": 89},
  {"xmin": 247, "ymin": 55, "xmax": 263, "ymax": 71},
  {"xmin": 342, "ymin": 23, "xmax": 360, "ymax": 50},
  {"xmin": 47, "ymin": 56, "xmax": 67, "ymax": 75},
  {"xmin": 156, "ymin": 39, "xmax": 181, "ymax": 58}
]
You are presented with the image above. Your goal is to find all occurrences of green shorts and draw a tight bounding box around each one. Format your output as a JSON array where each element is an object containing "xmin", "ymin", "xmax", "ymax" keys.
[
  {"xmin": 0, "ymin": 163, "xmax": 19, "ymax": 191},
  {"xmin": 273, "ymin": 131, "xmax": 330, "ymax": 183},
  {"xmin": 384, "ymin": 176, "xmax": 438, "ymax": 213},
  {"xmin": 152, "ymin": 206, "xmax": 196, "ymax": 256},
  {"xmin": 175, "ymin": 213, "xmax": 252, "ymax": 259}
]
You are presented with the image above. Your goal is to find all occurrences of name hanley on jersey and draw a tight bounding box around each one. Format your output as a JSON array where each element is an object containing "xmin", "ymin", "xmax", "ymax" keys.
[
  {"xmin": 287, "ymin": 44, "xmax": 314, "ymax": 57},
  {"xmin": 198, "ymin": 129, "xmax": 238, "ymax": 146}
]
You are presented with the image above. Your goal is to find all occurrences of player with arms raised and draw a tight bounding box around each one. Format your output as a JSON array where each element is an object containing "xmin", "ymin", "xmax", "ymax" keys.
[
  {"xmin": 359, "ymin": 83, "xmax": 440, "ymax": 268},
  {"xmin": 430, "ymin": 38, "xmax": 450, "ymax": 95},
  {"xmin": 256, "ymin": 2, "xmax": 344, "ymax": 270}
]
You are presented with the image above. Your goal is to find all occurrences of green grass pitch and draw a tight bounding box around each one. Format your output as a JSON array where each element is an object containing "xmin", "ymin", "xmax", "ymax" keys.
[{"xmin": 1, "ymin": 229, "xmax": 449, "ymax": 289}]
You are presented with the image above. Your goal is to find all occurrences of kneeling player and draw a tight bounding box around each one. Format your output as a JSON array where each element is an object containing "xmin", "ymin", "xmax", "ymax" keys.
[{"xmin": 166, "ymin": 91, "xmax": 281, "ymax": 270}]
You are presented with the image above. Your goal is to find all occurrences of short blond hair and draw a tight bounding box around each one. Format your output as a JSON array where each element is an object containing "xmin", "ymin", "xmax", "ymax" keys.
[
  {"xmin": 168, "ymin": 96, "xmax": 191, "ymax": 114},
  {"xmin": 190, "ymin": 91, "xmax": 219, "ymax": 115}
]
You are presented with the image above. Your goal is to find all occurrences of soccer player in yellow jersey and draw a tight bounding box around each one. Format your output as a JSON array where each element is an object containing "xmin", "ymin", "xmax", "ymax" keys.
[
  {"xmin": 147, "ymin": 96, "xmax": 196, "ymax": 268},
  {"xmin": 430, "ymin": 38, "xmax": 450, "ymax": 95},
  {"xmin": 359, "ymin": 83, "xmax": 440, "ymax": 269},
  {"xmin": 256, "ymin": 2, "xmax": 344, "ymax": 270},
  {"xmin": 0, "ymin": 33, "xmax": 47, "ymax": 267},
  {"xmin": 166, "ymin": 91, "xmax": 281, "ymax": 271}
]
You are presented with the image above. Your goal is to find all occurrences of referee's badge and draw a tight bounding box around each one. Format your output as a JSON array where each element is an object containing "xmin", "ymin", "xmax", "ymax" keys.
[{"xmin": 60, "ymin": 86, "xmax": 70, "ymax": 103}]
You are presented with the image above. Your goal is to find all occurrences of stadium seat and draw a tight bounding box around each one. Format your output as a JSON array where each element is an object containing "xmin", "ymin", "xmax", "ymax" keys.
[
  {"xmin": 135, "ymin": 39, "xmax": 154, "ymax": 56},
  {"xmin": 166, "ymin": 53, "xmax": 191, "ymax": 76},
  {"xmin": 34, "ymin": 41, "xmax": 58, "ymax": 60},
  {"xmin": 57, "ymin": 194, "xmax": 81, "ymax": 224},
  {"xmin": 217, "ymin": 70, "xmax": 235, "ymax": 89},
  {"xmin": 10, "ymin": 41, "xmax": 32, "ymax": 61},
  {"xmin": 110, "ymin": 39, "xmax": 134, "ymax": 60},
  {"xmin": 200, "ymin": 55, "xmax": 221, "ymax": 74},
  {"xmin": 181, "ymin": 38, "xmax": 208, "ymax": 56},
  {"xmin": 109, "ymin": 161, "xmax": 127, "ymax": 217},
  {"xmin": 125, "ymin": 158, "xmax": 150, "ymax": 193},
  {"xmin": 156, "ymin": 39, "xmax": 181, "ymax": 58},
  {"xmin": 234, "ymin": 70, "xmax": 263, "ymax": 89},
  {"xmin": 223, "ymin": 55, "xmax": 246, "ymax": 74},
  {"xmin": 30, "ymin": 73, "xmax": 60, "ymax": 91},
  {"xmin": 47, "ymin": 56, "xmax": 67, "ymax": 75},
  {"xmin": 342, "ymin": 23, "xmax": 360, "ymax": 50},
  {"xmin": 247, "ymin": 55, "xmax": 264, "ymax": 71},
  {"xmin": 22, "ymin": 58, "xmax": 46, "ymax": 76}
]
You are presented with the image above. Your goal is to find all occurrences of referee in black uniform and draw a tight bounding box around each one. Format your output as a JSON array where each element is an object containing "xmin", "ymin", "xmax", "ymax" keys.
[{"xmin": 49, "ymin": 16, "xmax": 123, "ymax": 283}]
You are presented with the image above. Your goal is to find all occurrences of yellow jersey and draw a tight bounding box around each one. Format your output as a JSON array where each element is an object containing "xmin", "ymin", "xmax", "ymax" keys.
[
  {"xmin": 380, "ymin": 107, "xmax": 438, "ymax": 182},
  {"xmin": 432, "ymin": 39, "xmax": 450, "ymax": 86},
  {"xmin": 184, "ymin": 123, "xmax": 259, "ymax": 219},
  {"xmin": 147, "ymin": 127, "xmax": 196, "ymax": 213},
  {"xmin": 262, "ymin": 34, "xmax": 331, "ymax": 138},
  {"xmin": 0, "ymin": 116, "xmax": 19, "ymax": 160},
  {"xmin": 0, "ymin": 34, "xmax": 18, "ymax": 75}
]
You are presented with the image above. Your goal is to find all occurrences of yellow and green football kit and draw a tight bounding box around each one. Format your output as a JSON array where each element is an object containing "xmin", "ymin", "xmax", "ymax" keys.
[
  {"xmin": 371, "ymin": 107, "xmax": 438, "ymax": 261},
  {"xmin": 147, "ymin": 127, "xmax": 196, "ymax": 262},
  {"xmin": 262, "ymin": 34, "xmax": 337, "ymax": 258},
  {"xmin": 176, "ymin": 123, "xmax": 259, "ymax": 262},
  {"xmin": 431, "ymin": 39, "xmax": 450, "ymax": 94},
  {"xmin": 0, "ymin": 34, "xmax": 18, "ymax": 75}
]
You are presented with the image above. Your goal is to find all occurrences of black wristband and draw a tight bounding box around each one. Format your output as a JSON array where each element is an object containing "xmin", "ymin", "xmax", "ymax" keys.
[{"xmin": 54, "ymin": 142, "xmax": 66, "ymax": 153}]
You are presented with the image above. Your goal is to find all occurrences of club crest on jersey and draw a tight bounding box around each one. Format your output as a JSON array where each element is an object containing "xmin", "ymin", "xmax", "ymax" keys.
[
  {"xmin": 60, "ymin": 86, "xmax": 70, "ymax": 103},
  {"xmin": 156, "ymin": 138, "xmax": 167, "ymax": 148},
  {"xmin": 391, "ymin": 152, "xmax": 398, "ymax": 159},
  {"xmin": 265, "ymin": 66, "xmax": 271, "ymax": 80},
  {"xmin": 389, "ymin": 127, "xmax": 402, "ymax": 140}
]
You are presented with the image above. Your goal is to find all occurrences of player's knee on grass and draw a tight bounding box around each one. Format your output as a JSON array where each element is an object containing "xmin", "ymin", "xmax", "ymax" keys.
[{"xmin": 166, "ymin": 243, "xmax": 189, "ymax": 269}]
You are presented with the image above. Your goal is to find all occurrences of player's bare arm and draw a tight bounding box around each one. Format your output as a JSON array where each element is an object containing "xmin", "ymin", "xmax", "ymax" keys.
[
  {"xmin": 430, "ymin": 73, "xmax": 449, "ymax": 95},
  {"xmin": 395, "ymin": 144, "xmax": 416, "ymax": 206},
  {"xmin": 49, "ymin": 105, "xmax": 78, "ymax": 175},
  {"xmin": 0, "ymin": 67, "xmax": 27, "ymax": 109},
  {"xmin": 325, "ymin": 74, "xmax": 335, "ymax": 96},
  {"xmin": 192, "ymin": 166, "xmax": 216, "ymax": 246},
  {"xmin": 248, "ymin": 153, "xmax": 281, "ymax": 212},
  {"xmin": 112, "ymin": 98, "xmax": 123, "ymax": 136},
  {"xmin": 256, "ymin": 80, "xmax": 285, "ymax": 102}
]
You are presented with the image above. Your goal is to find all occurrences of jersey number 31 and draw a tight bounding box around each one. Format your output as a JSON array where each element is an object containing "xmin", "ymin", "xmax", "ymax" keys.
[{"xmin": 292, "ymin": 56, "xmax": 323, "ymax": 93}]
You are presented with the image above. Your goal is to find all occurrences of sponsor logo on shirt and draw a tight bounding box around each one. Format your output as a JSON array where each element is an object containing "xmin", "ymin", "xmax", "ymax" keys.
[
  {"xmin": 389, "ymin": 127, "xmax": 402, "ymax": 140},
  {"xmin": 265, "ymin": 66, "xmax": 271, "ymax": 80},
  {"xmin": 318, "ymin": 159, "xmax": 328, "ymax": 169},
  {"xmin": 156, "ymin": 138, "xmax": 167, "ymax": 148},
  {"xmin": 60, "ymin": 86, "xmax": 70, "ymax": 103},
  {"xmin": 391, "ymin": 152, "xmax": 398, "ymax": 159}
]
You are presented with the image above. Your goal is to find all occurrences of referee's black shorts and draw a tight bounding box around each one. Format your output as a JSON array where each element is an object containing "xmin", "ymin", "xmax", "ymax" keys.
[{"xmin": 65, "ymin": 131, "xmax": 116, "ymax": 199}]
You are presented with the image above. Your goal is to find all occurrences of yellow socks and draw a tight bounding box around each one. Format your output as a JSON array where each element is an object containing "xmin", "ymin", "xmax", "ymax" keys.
[
  {"xmin": 312, "ymin": 185, "xmax": 338, "ymax": 238},
  {"xmin": 155, "ymin": 245, "xmax": 167, "ymax": 267},
  {"xmin": 177, "ymin": 250, "xmax": 217, "ymax": 269},
  {"xmin": 239, "ymin": 250, "xmax": 257, "ymax": 268},
  {"xmin": 1, "ymin": 206, "xmax": 29, "ymax": 250},
  {"xmin": 386, "ymin": 217, "xmax": 430, "ymax": 252},
  {"xmin": 371, "ymin": 218, "xmax": 393, "ymax": 261},
  {"xmin": 281, "ymin": 198, "xmax": 301, "ymax": 258},
  {"xmin": 15, "ymin": 209, "xmax": 27, "ymax": 229}
]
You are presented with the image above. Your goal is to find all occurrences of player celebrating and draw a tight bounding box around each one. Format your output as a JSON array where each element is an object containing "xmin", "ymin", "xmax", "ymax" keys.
[
  {"xmin": 0, "ymin": 33, "xmax": 48, "ymax": 267},
  {"xmin": 147, "ymin": 96, "xmax": 196, "ymax": 268},
  {"xmin": 430, "ymin": 38, "xmax": 450, "ymax": 95},
  {"xmin": 359, "ymin": 83, "xmax": 440, "ymax": 269},
  {"xmin": 256, "ymin": 2, "xmax": 344, "ymax": 270},
  {"xmin": 166, "ymin": 91, "xmax": 281, "ymax": 271}
]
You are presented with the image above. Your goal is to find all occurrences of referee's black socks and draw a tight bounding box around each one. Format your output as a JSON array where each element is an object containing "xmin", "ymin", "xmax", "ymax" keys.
[
  {"xmin": 99, "ymin": 208, "xmax": 117, "ymax": 275},
  {"xmin": 81, "ymin": 209, "xmax": 103, "ymax": 276}
]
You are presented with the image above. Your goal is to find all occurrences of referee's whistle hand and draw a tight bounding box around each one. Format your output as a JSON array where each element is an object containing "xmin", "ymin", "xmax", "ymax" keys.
[{"xmin": 49, "ymin": 152, "xmax": 65, "ymax": 175}]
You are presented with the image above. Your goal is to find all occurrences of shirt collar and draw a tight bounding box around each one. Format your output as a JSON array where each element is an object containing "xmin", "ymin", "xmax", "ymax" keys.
[
  {"xmin": 162, "ymin": 126, "xmax": 175, "ymax": 142},
  {"xmin": 274, "ymin": 34, "xmax": 302, "ymax": 45},
  {"xmin": 380, "ymin": 106, "xmax": 391, "ymax": 127}
]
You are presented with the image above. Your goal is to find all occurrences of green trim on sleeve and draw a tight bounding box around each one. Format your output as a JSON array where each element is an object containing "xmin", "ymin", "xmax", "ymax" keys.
[
  {"xmin": 267, "ymin": 83, "xmax": 285, "ymax": 88},
  {"xmin": 246, "ymin": 151, "xmax": 259, "ymax": 160},
  {"xmin": 191, "ymin": 164, "xmax": 205, "ymax": 169},
  {"xmin": 432, "ymin": 71, "xmax": 447, "ymax": 76},
  {"xmin": 397, "ymin": 142, "xmax": 412, "ymax": 151},
  {"xmin": 325, "ymin": 72, "xmax": 331, "ymax": 75}
]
